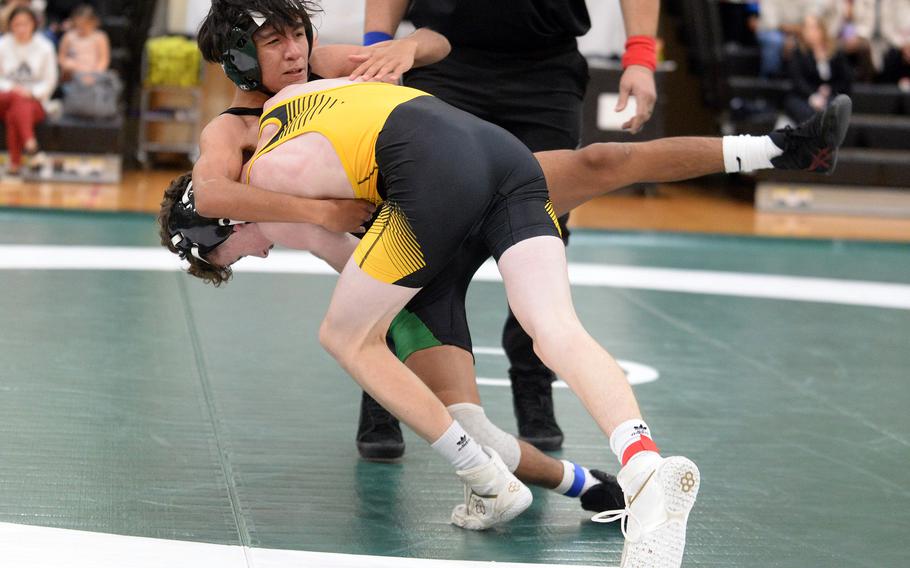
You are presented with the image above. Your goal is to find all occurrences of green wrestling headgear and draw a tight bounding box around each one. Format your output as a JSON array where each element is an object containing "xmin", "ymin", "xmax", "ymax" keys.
[{"xmin": 221, "ymin": 9, "xmax": 314, "ymax": 94}]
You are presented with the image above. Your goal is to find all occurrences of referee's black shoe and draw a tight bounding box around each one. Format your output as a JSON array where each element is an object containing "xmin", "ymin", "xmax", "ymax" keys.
[
  {"xmin": 512, "ymin": 374, "xmax": 564, "ymax": 451},
  {"xmin": 770, "ymin": 94, "xmax": 853, "ymax": 174},
  {"xmin": 356, "ymin": 391, "xmax": 405, "ymax": 461}
]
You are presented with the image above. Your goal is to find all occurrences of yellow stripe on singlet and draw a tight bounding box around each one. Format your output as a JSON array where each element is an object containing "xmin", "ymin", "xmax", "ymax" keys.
[
  {"xmin": 355, "ymin": 201, "xmax": 426, "ymax": 284},
  {"xmin": 545, "ymin": 199, "xmax": 563, "ymax": 238},
  {"xmin": 245, "ymin": 82, "xmax": 429, "ymax": 204}
]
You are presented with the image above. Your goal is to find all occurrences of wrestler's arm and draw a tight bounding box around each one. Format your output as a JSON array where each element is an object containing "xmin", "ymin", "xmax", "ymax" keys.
[
  {"xmin": 364, "ymin": 0, "xmax": 409, "ymax": 35},
  {"xmin": 261, "ymin": 223, "xmax": 359, "ymax": 273},
  {"xmin": 192, "ymin": 116, "xmax": 375, "ymax": 232},
  {"xmin": 616, "ymin": 0, "xmax": 660, "ymax": 133},
  {"xmin": 310, "ymin": 30, "xmax": 450, "ymax": 82}
]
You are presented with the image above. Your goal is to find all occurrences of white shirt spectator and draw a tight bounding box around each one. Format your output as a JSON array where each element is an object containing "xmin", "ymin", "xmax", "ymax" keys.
[
  {"xmin": 758, "ymin": 0, "xmax": 811, "ymax": 32},
  {"xmin": 879, "ymin": 0, "xmax": 910, "ymax": 48},
  {"xmin": 0, "ymin": 32, "xmax": 58, "ymax": 105},
  {"xmin": 851, "ymin": 0, "xmax": 878, "ymax": 41},
  {"xmin": 814, "ymin": 0, "xmax": 846, "ymax": 37},
  {"xmin": 760, "ymin": 0, "xmax": 844, "ymax": 37}
]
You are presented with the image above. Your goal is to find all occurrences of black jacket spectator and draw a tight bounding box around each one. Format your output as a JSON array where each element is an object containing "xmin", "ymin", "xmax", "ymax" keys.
[{"xmin": 783, "ymin": 14, "xmax": 852, "ymax": 123}]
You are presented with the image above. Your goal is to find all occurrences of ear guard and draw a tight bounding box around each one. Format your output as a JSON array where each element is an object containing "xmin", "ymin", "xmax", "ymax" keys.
[
  {"xmin": 221, "ymin": 10, "xmax": 314, "ymax": 94},
  {"xmin": 167, "ymin": 181, "xmax": 243, "ymax": 264}
]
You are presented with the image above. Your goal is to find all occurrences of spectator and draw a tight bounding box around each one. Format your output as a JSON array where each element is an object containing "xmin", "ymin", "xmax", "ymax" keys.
[
  {"xmin": 0, "ymin": 5, "xmax": 57, "ymax": 176},
  {"xmin": 839, "ymin": 0, "xmax": 876, "ymax": 82},
  {"xmin": 878, "ymin": 0, "xmax": 910, "ymax": 89},
  {"xmin": 58, "ymin": 4, "xmax": 110, "ymax": 83},
  {"xmin": 880, "ymin": 45, "xmax": 910, "ymax": 89},
  {"xmin": 757, "ymin": 0, "xmax": 809, "ymax": 76},
  {"xmin": 785, "ymin": 13, "xmax": 852, "ymax": 122}
]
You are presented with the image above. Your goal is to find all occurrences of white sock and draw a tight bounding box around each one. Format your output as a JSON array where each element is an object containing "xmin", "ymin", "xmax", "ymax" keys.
[
  {"xmin": 722, "ymin": 134, "xmax": 783, "ymax": 173},
  {"xmin": 610, "ymin": 419, "xmax": 659, "ymax": 466},
  {"xmin": 431, "ymin": 420, "xmax": 490, "ymax": 471},
  {"xmin": 553, "ymin": 460, "xmax": 599, "ymax": 497}
]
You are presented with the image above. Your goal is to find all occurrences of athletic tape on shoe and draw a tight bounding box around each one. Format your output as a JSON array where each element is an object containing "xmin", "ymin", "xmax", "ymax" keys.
[{"xmin": 447, "ymin": 403, "xmax": 521, "ymax": 472}]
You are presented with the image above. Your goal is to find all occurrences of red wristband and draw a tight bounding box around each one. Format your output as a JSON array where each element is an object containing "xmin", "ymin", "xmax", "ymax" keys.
[{"xmin": 621, "ymin": 35, "xmax": 657, "ymax": 72}]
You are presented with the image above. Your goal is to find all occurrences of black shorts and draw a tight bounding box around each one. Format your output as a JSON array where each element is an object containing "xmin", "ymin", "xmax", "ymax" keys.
[
  {"xmin": 386, "ymin": 230, "xmax": 488, "ymax": 360},
  {"xmin": 404, "ymin": 46, "xmax": 588, "ymax": 152},
  {"xmin": 353, "ymin": 95, "xmax": 561, "ymax": 288},
  {"xmin": 386, "ymin": 49, "xmax": 588, "ymax": 362}
]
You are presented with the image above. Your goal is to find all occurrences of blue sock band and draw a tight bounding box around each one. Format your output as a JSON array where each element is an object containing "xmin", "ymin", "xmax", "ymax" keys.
[
  {"xmin": 364, "ymin": 31, "xmax": 393, "ymax": 46},
  {"xmin": 564, "ymin": 463, "xmax": 587, "ymax": 497}
]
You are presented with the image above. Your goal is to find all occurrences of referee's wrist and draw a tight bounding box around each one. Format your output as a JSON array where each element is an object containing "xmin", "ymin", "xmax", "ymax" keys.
[
  {"xmin": 364, "ymin": 31, "xmax": 393, "ymax": 46},
  {"xmin": 621, "ymin": 35, "xmax": 657, "ymax": 72}
]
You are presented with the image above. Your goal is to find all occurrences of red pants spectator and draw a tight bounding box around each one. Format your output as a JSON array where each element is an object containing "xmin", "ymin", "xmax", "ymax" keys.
[{"xmin": 0, "ymin": 91, "xmax": 45, "ymax": 171}]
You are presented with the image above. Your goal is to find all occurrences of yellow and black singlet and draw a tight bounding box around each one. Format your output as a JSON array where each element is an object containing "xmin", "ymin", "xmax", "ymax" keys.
[
  {"xmin": 244, "ymin": 81, "xmax": 560, "ymax": 288},
  {"xmin": 245, "ymin": 82, "xmax": 429, "ymax": 204}
]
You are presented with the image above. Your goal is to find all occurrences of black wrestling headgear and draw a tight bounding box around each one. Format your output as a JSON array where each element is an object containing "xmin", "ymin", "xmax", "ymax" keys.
[
  {"xmin": 222, "ymin": 9, "xmax": 314, "ymax": 93},
  {"xmin": 167, "ymin": 180, "xmax": 243, "ymax": 263}
]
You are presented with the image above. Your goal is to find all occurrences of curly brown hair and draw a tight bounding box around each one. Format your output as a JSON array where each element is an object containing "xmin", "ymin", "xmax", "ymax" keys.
[{"xmin": 158, "ymin": 172, "xmax": 234, "ymax": 287}]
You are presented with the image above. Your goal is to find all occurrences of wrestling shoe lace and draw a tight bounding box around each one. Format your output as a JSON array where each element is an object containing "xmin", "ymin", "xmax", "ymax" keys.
[
  {"xmin": 592, "ymin": 506, "xmax": 642, "ymax": 539},
  {"xmin": 592, "ymin": 455, "xmax": 700, "ymax": 568},
  {"xmin": 590, "ymin": 467, "xmax": 655, "ymax": 538}
]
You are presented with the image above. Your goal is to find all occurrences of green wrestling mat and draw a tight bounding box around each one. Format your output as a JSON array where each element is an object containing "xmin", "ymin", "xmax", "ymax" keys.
[{"xmin": 0, "ymin": 209, "xmax": 907, "ymax": 567}]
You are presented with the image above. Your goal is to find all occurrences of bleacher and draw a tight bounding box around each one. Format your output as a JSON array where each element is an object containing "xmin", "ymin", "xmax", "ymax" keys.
[
  {"xmin": 0, "ymin": 1, "xmax": 156, "ymax": 183},
  {"xmin": 672, "ymin": 0, "xmax": 910, "ymax": 216}
]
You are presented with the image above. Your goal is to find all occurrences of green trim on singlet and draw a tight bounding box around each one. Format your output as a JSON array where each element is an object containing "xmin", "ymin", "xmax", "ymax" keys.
[{"xmin": 387, "ymin": 309, "xmax": 442, "ymax": 362}]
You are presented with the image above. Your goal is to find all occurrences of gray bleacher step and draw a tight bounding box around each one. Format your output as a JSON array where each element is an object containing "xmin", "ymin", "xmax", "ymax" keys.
[
  {"xmin": 723, "ymin": 44, "xmax": 761, "ymax": 76},
  {"xmin": 756, "ymin": 182, "xmax": 910, "ymax": 217},
  {"xmin": 845, "ymin": 114, "xmax": 910, "ymax": 150},
  {"xmin": 852, "ymin": 83, "xmax": 909, "ymax": 114},
  {"xmin": 756, "ymin": 148, "xmax": 910, "ymax": 187},
  {"xmin": 728, "ymin": 76, "xmax": 910, "ymax": 115}
]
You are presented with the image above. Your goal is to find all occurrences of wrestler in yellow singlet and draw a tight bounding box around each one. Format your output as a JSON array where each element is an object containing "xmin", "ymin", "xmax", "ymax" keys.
[{"xmin": 247, "ymin": 81, "xmax": 560, "ymax": 287}]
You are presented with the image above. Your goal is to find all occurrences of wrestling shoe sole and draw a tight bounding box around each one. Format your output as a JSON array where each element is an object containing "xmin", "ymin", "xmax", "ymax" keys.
[
  {"xmin": 621, "ymin": 457, "xmax": 700, "ymax": 568},
  {"xmin": 822, "ymin": 94, "xmax": 853, "ymax": 175}
]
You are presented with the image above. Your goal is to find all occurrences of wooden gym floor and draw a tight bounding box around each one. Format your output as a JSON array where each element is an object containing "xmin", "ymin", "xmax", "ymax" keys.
[{"xmin": 0, "ymin": 170, "xmax": 909, "ymax": 241}]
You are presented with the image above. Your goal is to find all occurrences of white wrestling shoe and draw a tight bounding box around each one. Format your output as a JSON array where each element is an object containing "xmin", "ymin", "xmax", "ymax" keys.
[
  {"xmin": 451, "ymin": 447, "xmax": 533, "ymax": 530},
  {"xmin": 593, "ymin": 453, "xmax": 700, "ymax": 568}
]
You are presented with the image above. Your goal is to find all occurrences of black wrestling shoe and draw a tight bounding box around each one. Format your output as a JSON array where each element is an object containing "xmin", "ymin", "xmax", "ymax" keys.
[
  {"xmin": 511, "ymin": 375, "xmax": 564, "ymax": 451},
  {"xmin": 580, "ymin": 469, "xmax": 626, "ymax": 513},
  {"xmin": 356, "ymin": 391, "xmax": 405, "ymax": 461},
  {"xmin": 770, "ymin": 94, "xmax": 853, "ymax": 174}
]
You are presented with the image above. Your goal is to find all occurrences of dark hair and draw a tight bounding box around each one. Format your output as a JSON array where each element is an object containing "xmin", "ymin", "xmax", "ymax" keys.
[
  {"xmin": 71, "ymin": 4, "xmax": 98, "ymax": 21},
  {"xmin": 158, "ymin": 172, "xmax": 234, "ymax": 287},
  {"xmin": 7, "ymin": 6, "xmax": 37, "ymax": 31},
  {"xmin": 197, "ymin": 0, "xmax": 320, "ymax": 63}
]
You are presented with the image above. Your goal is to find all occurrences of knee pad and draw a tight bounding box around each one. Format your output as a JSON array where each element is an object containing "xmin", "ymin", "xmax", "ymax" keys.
[{"xmin": 447, "ymin": 402, "xmax": 521, "ymax": 472}]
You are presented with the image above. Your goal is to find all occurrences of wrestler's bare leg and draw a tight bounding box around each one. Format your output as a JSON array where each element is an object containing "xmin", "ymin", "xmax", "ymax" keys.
[
  {"xmin": 537, "ymin": 138, "xmax": 724, "ymax": 215},
  {"xmin": 406, "ymin": 345, "xmax": 564, "ymax": 488},
  {"xmin": 497, "ymin": 235, "xmax": 642, "ymax": 435},
  {"xmin": 322, "ymin": 259, "xmax": 534, "ymax": 530},
  {"xmin": 320, "ymin": 258, "xmax": 453, "ymax": 442}
]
